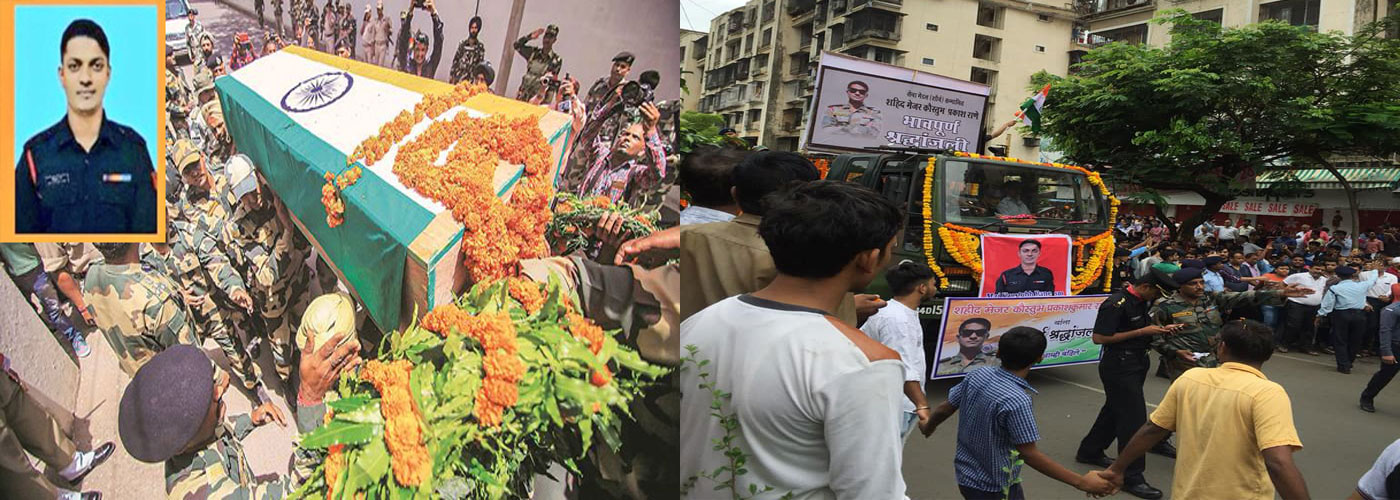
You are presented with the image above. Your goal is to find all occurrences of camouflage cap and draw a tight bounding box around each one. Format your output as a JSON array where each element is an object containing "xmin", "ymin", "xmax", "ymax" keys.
[
  {"xmin": 226, "ymin": 154, "xmax": 258, "ymax": 200},
  {"xmin": 171, "ymin": 138, "xmax": 202, "ymax": 171},
  {"xmin": 118, "ymin": 345, "xmax": 215, "ymax": 463},
  {"xmin": 612, "ymin": 51, "xmax": 635, "ymax": 65},
  {"xmin": 192, "ymin": 69, "xmax": 215, "ymax": 94},
  {"xmin": 544, "ymin": 24, "xmax": 559, "ymax": 37}
]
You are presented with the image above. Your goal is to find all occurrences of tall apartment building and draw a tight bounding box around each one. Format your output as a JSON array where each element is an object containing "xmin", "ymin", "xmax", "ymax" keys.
[
  {"xmin": 1081, "ymin": 0, "xmax": 1394, "ymax": 45},
  {"xmin": 680, "ymin": 29, "xmax": 709, "ymax": 112},
  {"xmin": 692, "ymin": 0, "xmax": 1082, "ymax": 158}
]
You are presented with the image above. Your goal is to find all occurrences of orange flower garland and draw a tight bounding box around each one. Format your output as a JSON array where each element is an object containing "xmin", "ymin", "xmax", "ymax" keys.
[
  {"xmin": 360, "ymin": 360, "xmax": 431, "ymax": 486},
  {"xmin": 420, "ymin": 306, "xmax": 525, "ymax": 427},
  {"xmin": 919, "ymin": 158, "xmax": 950, "ymax": 288},
  {"xmin": 811, "ymin": 158, "xmax": 831, "ymax": 180},
  {"xmin": 565, "ymin": 312, "xmax": 605, "ymax": 355},
  {"xmin": 333, "ymin": 80, "xmax": 555, "ymax": 283},
  {"xmin": 506, "ymin": 277, "xmax": 545, "ymax": 315},
  {"xmin": 325, "ymin": 444, "xmax": 346, "ymax": 498}
]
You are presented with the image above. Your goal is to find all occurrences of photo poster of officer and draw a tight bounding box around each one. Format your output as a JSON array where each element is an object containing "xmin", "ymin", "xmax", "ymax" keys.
[
  {"xmin": 803, "ymin": 52, "xmax": 987, "ymax": 154},
  {"xmin": 979, "ymin": 233, "xmax": 1072, "ymax": 298},
  {"xmin": 5, "ymin": 5, "xmax": 163, "ymax": 241},
  {"xmin": 931, "ymin": 295, "xmax": 1106, "ymax": 380}
]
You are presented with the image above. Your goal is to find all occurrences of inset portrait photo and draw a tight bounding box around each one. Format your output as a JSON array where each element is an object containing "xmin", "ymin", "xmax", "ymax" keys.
[{"xmin": 4, "ymin": 3, "xmax": 164, "ymax": 241}]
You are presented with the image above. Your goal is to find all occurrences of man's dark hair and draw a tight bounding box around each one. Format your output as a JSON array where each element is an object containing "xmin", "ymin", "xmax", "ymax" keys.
[
  {"xmin": 61, "ymin": 19, "xmax": 110, "ymax": 60},
  {"xmin": 997, "ymin": 326, "xmax": 1047, "ymax": 370},
  {"xmin": 731, "ymin": 151, "xmax": 820, "ymax": 216},
  {"xmin": 1220, "ymin": 319, "xmax": 1274, "ymax": 364},
  {"xmin": 758, "ymin": 181, "xmax": 901, "ymax": 279},
  {"xmin": 886, "ymin": 261, "xmax": 935, "ymax": 296},
  {"xmin": 94, "ymin": 242, "xmax": 134, "ymax": 260},
  {"xmin": 679, "ymin": 145, "xmax": 748, "ymax": 207},
  {"xmin": 958, "ymin": 317, "xmax": 991, "ymax": 332},
  {"xmin": 1018, "ymin": 239, "xmax": 1041, "ymax": 251},
  {"xmin": 847, "ymin": 80, "xmax": 868, "ymax": 91},
  {"xmin": 1161, "ymin": 249, "xmax": 1180, "ymax": 259},
  {"xmin": 469, "ymin": 16, "xmax": 482, "ymax": 30}
]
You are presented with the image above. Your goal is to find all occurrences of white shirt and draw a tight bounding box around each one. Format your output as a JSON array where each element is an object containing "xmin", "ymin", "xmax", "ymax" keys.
[
  {"xmin": 996, "ymin": 197, "xmax": 1031, "ymax": 216},
  {"xmin": 1283, "ymin": 272, "xmax": 1329, "ymax": 306},
  {"xmin": 1365, "ymin": 270, "xmax": 1398, "ymax": 299},
  {"xmin": 680, "ymin": 206, "xmax": 736, "ymax": 225},
  {"xmin": 1238, "ymin": 225, "xmax": 1256, "ymax": 238},
  {"xmin": 1217, "ymin": 226, "xmax": 1238, "ymax": 240},
  {"xmin": 1357, "ymin": 438, "xmax": 1400, "ymax": 500},
  {"xmin": 860, "ymin": 300, "xmax": 925, "ymax": 415},
  {"xmin": 680, "ymin": 296, "xmax": 906, "ymax": 499}
]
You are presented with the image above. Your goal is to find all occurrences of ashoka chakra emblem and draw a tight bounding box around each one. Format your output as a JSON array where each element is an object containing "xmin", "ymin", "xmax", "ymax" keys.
[{"xmin": 281, "ymin": 71, "xmax": 354, "ymax": 113}]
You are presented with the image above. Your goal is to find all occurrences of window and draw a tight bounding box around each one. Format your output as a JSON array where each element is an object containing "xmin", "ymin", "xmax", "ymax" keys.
[
  {"xmin": 874, "ymin": 48, "xmax": 894, "ymax": 64},
  {"xmin": 748, "ymin": 109, "xmax": 762, "ymax": 124},
  {"xmin": 1037, "ymin": 13, "xmax": 1051, "ymax": 22},
  {"xmin": 973, "ymin": 34, "xmax": 1001, "ymax": 62},
  {"xmin": 1034, "ymin": 45, "xmax": 1046, "ymax": 52},
  {"xmin": 679, "ymin": 46, "xmax": 686, "ymax": 60},
  {"xmin": 762, "ymin": 28, "xmax": 774, "ymax": 47},
  {"xmin": 977, "ymin": 3, "xmax": 1004, "ymax": 29},
  {"xmin": 1090, "ymin": 23, "xmax": 1149, "ymax": 45},
  {"xmin": 922, "ymin": 57, "xmax": 936, "ymax": 65},
  {"xmin": 1260, "ymin": 0, "xmax": 1320, "ymax": 28},
  {"xmin": 970, "ymin": 67, "xmax": 998, "ymax": 98},
  {"xmin": 926, "ymin": 23, "xmax": 939, "ymax": 31},
  {"xmin": 941, "ymin": 160, "xmax": 1104, "ymax": 223},
  {"xmin": 1192, "ymin": 8, "xmax": 1224, "ymax": 24}
]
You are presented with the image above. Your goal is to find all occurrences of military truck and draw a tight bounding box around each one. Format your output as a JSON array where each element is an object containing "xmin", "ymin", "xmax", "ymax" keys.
[{"xmin": 825, "ymin": 147, "xmax": 1116, "ymax": 371}]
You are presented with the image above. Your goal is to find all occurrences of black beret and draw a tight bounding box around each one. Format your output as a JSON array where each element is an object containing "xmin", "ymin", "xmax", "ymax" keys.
[
  {"xmin": 1145, "ymin": 267, "xmax": 1180, "ymax": 291},
  {"xmin": 118, "ymin": 345, "xmax": 215, "ymax": 463},
  {"xmin": 1114, "ymin": 248, "xmax": 1132, "ymax": 258},
  {"xmin": 1180, "ymin": 259, "xmax": 1205, "ymax": 269},
  {"xmin": 612, "ymin": 51, "xmax": 635, "ymax": 65},
  {"xmin": 1173, "ymin": 267, "xmax": 1204, "ymax": 284},
  {"xmin": 1336, "ymin": 266, "xmax": 1357, "ymax": 277}
]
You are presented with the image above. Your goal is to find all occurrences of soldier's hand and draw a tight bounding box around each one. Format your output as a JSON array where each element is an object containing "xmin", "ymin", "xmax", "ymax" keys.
[
  {"xmin": 231, "ymin": 289, "xmax": 254, "ymax": 312},
  {"xmin": 614, "ymin": 226, "xmax": 679, "ymax": 265},
  {"xmin": 1143, "ymin": 325, "xmax": 1172, "ymax": 336},
  {"xmin": 1175, "ymin": 349, "xmax": 1195, "ymax": 362},
  {"xmin": 298, "ymin": 333, "xmax": 361, "ymax": 406},
  {"xmin": 531, "ymin": 27, "xmax": 545, "ymax": 39},
  {"xmin": 640, "ymin": 102, "xmax": 660, "ymax": 132},
  {"xmin": 251, "ymin": 401, "xmax": 287, "ymax": 427},
  {"xmin": 181, "ymin": 287, "xmax": 207, "ymax": 309}
]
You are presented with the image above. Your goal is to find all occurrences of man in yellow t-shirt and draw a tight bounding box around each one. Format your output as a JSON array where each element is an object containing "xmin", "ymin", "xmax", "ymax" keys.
[{"xmin": 1097, "ymin": 319, "xmax": 1309, "ymax": 500}]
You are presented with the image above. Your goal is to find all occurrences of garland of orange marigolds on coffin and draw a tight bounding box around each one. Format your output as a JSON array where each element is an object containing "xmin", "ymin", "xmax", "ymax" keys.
[
  {"xmin": 321, "ymin": 81, "xmax": 555, "ymax": 282},
  {"xmin": 921, "ymin": 152, "xmax": 1120, "ymax": 294}
]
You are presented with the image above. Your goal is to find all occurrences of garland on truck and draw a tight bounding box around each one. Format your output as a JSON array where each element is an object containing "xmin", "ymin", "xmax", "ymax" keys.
[{"xmin": 922, "ymin": 153, "xmax": 1121, "ymax": 294}]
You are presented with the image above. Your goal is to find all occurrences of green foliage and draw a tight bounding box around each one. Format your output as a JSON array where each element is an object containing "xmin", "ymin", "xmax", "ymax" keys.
[
  {"xmin": 679, "ymin": 111, "xmax": 726, "ymax": 156},
  {"xmin": 1001, "ymin": 449, "xmax": 1025, "ymax": 500},
  {"xmin": 1031, "ymin": 11, "xmax": 1400, "ymax": 230},
  {"xmin": 545, "ymin": 193, "xmax": 659, "ymax": 257}
]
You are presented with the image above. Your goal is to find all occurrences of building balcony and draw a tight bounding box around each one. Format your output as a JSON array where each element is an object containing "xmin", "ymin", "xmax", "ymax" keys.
[
  {"xmin": 839, "ymin": 28, "xmax": 901, "ymax": 48},
  {"xmin": 848, "ymin": 0, "xmax": 903, "ymax": 14},
  {"xmin": 787, "ymin": 0, "xmax": 817, "ymax": 17},
  {"xmin": 1082, "ymin": 0, "xmax": 1154, "ymax": 19}
]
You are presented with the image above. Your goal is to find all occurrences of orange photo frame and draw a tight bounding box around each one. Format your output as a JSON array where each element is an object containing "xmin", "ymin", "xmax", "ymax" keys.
[{"xmin": 0, "ymin": 0, "xmax": 167, "ymax": 243}]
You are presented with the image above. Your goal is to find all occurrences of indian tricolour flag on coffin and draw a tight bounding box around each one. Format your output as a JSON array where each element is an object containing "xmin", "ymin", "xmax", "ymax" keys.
[
  {"xmin": 215, "ymin": 46, "xmax": 573, "ymax": 330},
  {"xmin": 1015, "ymin": 83, "xmax": 1050, "ymax": 134}
]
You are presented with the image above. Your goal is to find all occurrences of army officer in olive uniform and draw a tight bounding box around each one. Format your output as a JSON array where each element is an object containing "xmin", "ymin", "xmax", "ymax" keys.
[
  {"xmin": 821, "ymin": 80, "xmax": 882, "ymax": 137},
  {"xmin": 937, "ymin": 317, "xmax": 999, "ymax": 375},
  {"xmin": 16, "ymin": 19, "xmax": 157, "ymax": 234}
]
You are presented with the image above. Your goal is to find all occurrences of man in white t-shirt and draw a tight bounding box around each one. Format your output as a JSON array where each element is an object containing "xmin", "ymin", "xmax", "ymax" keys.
[
  {"xmin": 1280, "ymin": 266, "xmax": 1329, "ymax": 354},
  {"xmin": 680, "ymin": 181, "xmax": 907, "ymax": 499},
  {"xmin": 861, "ymin": 260, "xmax": 937, "ymax": 440},
  {"xmin": 1352, "ymin": 438, "xmax": 1400, "ymax": 499},
  {"xmin": 1217, "ymin": 219, "xmax": 1238, "ymax": 246}
]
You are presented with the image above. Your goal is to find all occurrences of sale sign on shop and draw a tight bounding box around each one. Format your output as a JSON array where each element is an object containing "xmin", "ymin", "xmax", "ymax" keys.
[{"xmin": 1220, "ymin": 200, "xmax": 1318, "ymax": 216}]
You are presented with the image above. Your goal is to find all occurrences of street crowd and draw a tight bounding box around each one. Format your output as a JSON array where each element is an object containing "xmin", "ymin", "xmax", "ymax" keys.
[{"xmin": 677, "ymin": 146, "xmax": 1400, "ymax": 499}]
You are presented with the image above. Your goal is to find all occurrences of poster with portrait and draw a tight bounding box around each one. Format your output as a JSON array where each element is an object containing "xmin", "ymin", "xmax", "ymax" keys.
[
  {"xmin": 931, "ymin": 295, "xmax": 1106, "ymax": 380},
  {"xmin": 979, "ymin": 233, "xmax": 1072, "ymax": 298},
  {"xmin": 802, "ymin": 51, "xmax": 989, "ymax": 154}
]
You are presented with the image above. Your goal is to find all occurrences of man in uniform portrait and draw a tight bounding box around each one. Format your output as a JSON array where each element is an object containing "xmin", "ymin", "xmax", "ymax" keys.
[
  {"xmin": 821, "ymin": 80, "xmax": 882, "ymax": 137},
  {"xmin": 995, "ymin": 239, "xmax": 1057, "ymax": 295},
  {"xmin": 938, "ymin": 317, "xmax": 1000, "ymax": 375},
  {"xmin": 15, "ymin": 19, "xmax": 157, "ymax": 234}
]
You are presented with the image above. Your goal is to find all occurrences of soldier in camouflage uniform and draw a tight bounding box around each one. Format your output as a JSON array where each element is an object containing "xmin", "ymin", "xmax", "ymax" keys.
[
  {"xmin": 448, "ymin": 15, "xmax": 486, "ymax": 84},
  {"xmin": 520, "ymin": 225, "xmax": 678, "ymax": 499},
  {"xmin": 165, "ymin": 60, "xmax": 192, "ymax": 140},
  {"xmin": 513, "ymin": 25, "xmax": 563, "ymax": 102},
  {"xmin": 83, "ymin": 242, "xmax": 199, "ymax": 376},
  {"xmin": 1150, "ymin": 267, "xmax": 1312, "ymax": 379},
  {"xmin": 584, "ymin": 51, "xmax": 633, "ymax": 114},
  {"xmin": 272, "ymin": 0, "xmax": 283, "ymax": 36},
  {"xmin": 119, "ymin": 346, "xmax": 328, "ymax": 499},
  {"xmin": 143, "ymin": 216, "xmax": 265, "ymax": 393},
  {"xmin": 821, "ymin": 80, "xmax": 882, "ymax": 137},
  {"xmin": 225, "ymin": 155, "xmax": 313, "ymax": 384}
]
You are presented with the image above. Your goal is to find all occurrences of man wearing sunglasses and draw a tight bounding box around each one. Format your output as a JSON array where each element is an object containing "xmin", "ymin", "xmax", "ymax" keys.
[
  {"xmin": 937, "ymin": 317, "xmax": 998, "ymax": 376},
  {"xmin": 821, "ymin": 80, "xmax": 882, "ymax": 137}
]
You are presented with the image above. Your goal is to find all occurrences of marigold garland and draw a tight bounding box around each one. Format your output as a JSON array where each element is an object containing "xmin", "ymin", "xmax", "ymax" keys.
[
  {"xmin": 331, "ymin": 80, "xmax": 556, "ymax": 283},
  {"xmin": 506, "ymin": 277, "xmax": 545, "ymax": 315},
  {"xmin": 921, "ymin": 153, "xmax": 1120, "ymax": 293},
  {"xmin": 811, "ymin": 158, "xmax": 831, "ymax": 180},
  {"xmin": 420, "ymin": 306, "xmax": 525, "ymax": 427},
  {"xmin": 565, "ymin": 312, "xmax": 605, "ymax": 355},
  {"xmin": 359, "ymin": 360, "xmax": 431, "ymax": 486}
]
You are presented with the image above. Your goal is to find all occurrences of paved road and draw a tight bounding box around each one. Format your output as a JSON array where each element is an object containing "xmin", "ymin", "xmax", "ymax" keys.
[{"xmin": 903, "ymin": 351, "xmax": 1398, "ymax": 499}]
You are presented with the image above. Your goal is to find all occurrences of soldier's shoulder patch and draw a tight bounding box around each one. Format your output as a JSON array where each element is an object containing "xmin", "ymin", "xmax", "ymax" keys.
[
  {"xmin": 1171, "ymin": 310, "xmax": 1194, "ymax": 318},
  {"xmin": 1114, "ymin": 298, "xmax": 1126, "ymax": 306}
]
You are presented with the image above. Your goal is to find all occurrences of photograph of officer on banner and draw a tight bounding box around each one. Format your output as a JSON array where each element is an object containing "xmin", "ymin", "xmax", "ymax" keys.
[{"xmin": 980, "ymin": 233, "xmax": 1072, "ymax": 298}]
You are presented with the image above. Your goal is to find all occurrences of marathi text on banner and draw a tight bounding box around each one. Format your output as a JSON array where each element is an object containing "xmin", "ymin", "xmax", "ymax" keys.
[{"xmin": 932, "ymin": 295, "xmax": 1106, "ymax": 379}]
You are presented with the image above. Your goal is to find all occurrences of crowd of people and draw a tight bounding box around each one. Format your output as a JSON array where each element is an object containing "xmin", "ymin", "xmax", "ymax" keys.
[{"xmin": 677, "ymin": 146, "xmax": 1400, "ymax": 499}]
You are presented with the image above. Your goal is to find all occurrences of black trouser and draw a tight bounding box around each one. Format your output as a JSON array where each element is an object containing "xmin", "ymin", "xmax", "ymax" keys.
[
  {"xmin": 1281, "ymin": 302, "xmax": 1320, "ymax": 349},
  {"xmin": 960, "ymin": 484, "xmax": 1024, "ymax": 500},
  {"xmin": 1331, "ymin": 309, "xmax": 1367, "ymax": 369},
  {"xmin": 1362, "ymin": 352, "xmax": 1400, "ymax": 401},
  {"xmin": 1366, "ymin": 297, "xmax": 1388, "ymax": 352},
  {"xmin": 1078, "ymin": 347, "xmax": 1149, "ymax": 485}
]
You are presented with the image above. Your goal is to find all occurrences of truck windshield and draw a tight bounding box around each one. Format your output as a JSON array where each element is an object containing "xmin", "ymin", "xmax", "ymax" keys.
[
  {"xmin": 941, "ymin": 160, "xmax": 1102, "ymax": 224},
  {"xmin": 167, "ymin": 0, "xmax": 188, "ymax": 19}
]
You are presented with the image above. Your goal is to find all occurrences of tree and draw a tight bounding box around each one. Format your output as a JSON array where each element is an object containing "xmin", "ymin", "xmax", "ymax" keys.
[
  {"xmin": 1031, "ymin": 11, "xmax": 1400, "ymax": 243},
  {"xmin": 679, "ymin": 111, "xmax": 726, "ymax": 156}
]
